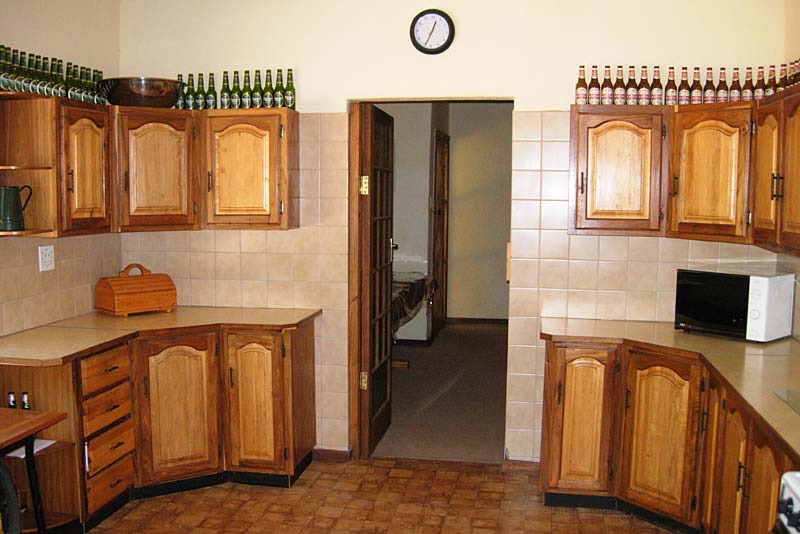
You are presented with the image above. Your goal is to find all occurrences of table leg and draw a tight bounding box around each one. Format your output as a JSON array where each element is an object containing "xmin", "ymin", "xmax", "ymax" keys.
[{"xmin": 23, "ymin": 438, "xmax": 45, "ymax": 534}]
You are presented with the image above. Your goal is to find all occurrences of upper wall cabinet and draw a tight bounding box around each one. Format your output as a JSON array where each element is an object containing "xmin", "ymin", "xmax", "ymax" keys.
[
  {"xmin": 667, "ymin": 104, "xmax": 752, "ymax": 243},
  {"xmin": 751, "ymin": 99, "xmax": 782, "ymax": 247},
  {"xmin": 777, "ymin": 92, "xmax": 800, "ymax": 251},
  {"xmin": 569, "ymin": 106, "xmax": 667, "ymax": 235},
  {"xmin": 203, "ymin": 108, "xmax": 299, "ymax": 230},
  {"xmin": 115, "ymin": 108, "xmax": 199, "ymax": 232}
]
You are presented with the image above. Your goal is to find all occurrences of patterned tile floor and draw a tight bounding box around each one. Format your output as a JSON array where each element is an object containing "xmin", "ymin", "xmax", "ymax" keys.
[{"xmin": 92, "ymin": 458, "xmax": 680, "ymax": 533}]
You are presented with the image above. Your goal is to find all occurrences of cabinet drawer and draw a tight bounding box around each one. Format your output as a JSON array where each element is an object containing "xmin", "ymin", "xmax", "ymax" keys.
[
  {"xmin": 86, "ymin": 418, "xmax": 134, "ymax": 477},
  {"xmin": 87, "ymin": 454, "xmax": 133, "ymax": 515},
  {"xmin": 81, "ymin": 345, "xmax": 130, "ymax": 397},
  {"xmin": 82, "ymin": 381, "xmax": 131, "ymax": 437}
]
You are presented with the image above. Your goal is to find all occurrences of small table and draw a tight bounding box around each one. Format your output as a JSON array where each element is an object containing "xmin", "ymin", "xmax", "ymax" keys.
[{"xmin": 0, "ymin": 408, "xmax": 66, "ymax": 534}]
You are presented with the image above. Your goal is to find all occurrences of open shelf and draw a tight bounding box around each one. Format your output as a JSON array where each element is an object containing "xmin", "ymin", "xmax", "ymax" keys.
[{"xmin": 0, "ymin": 165, "xmax": 53, "ymax": 171}]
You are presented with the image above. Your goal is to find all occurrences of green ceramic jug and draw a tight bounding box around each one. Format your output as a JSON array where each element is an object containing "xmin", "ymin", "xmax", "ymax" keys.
[{"xmin": 0, "ymin": 185, "xmax": 32, "ymax": 231}]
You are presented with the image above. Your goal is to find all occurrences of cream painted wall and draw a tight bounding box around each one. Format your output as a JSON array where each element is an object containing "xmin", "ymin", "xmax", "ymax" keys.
[
  {"xmin": 787, "ymin": 0, "xmax": 800, "ymax": 59},
  {"xmin": 1, "ymin": 0, "xmax": 120, "ymax": 76},
  {"xmin": 447, "ymin": 103, "xmax": 512, "ymax": 319},
  {"xmin": 118, "ymin": 0, "xmax": 785, "ymax": 112}
]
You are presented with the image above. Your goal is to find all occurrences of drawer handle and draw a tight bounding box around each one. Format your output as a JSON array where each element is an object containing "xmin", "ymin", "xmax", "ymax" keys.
[
  {"xmin": 109, "ymin": 478, "xmax": 124, "ymax": 489},
  {"xmin": 105, "ymin": 403, "xmax": 120, "ymax": 413},
  {"xmin": 109, "ymin": 441, "xmax": 125, "ymax": 451},
  {"xmin": 103, "ymin": 365, "xmax": 120, "ymax": 374}
]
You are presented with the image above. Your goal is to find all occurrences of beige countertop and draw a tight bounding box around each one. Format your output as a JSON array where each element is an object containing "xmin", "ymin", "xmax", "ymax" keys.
[
  {"xmin": 541, "ymin": 318, "xmax": 800, "ymax": 459},
  {"xmin": 0, "ymin": 307, "xmax": 322, "ymax": 367}
]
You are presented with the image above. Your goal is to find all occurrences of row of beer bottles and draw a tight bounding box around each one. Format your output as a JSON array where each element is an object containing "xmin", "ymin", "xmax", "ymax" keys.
[
  {"xmin": 575, "ymin": 64, "xmax": 796, "ymax": 106},
  {"xmin": 176, "ymin": 69, "xmax": 296, "ymax": 110}
]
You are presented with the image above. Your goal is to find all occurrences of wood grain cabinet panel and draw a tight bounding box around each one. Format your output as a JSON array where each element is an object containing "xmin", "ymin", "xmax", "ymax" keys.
[
  {"xmin": 132, "ymin": 332, "xmax": 220, "ymax": 486},
  {"xmin": 542, "ymin": 344, "xmax": 617, "ymax": 493},
  {"xmin": 742, "ymin": 425, "xmax": 787, "ymax": 534},
  {"xmin": 571, "ymin": 108, "xmax": 665, "ymax": 234},
  {"xmin": 669, "ymin": 107, "xmax": 751, "ymax": 241},
  {"xmin": 752, "ymin": 101, "xmax": 782, "ymax": 245},
  {"xmin": 780, "ymin": 93, "xmax": 800, "ymax": 250},
  {"xmin": 700, "ymin": 380, "xmax": 722, "ymax": 533},
  {"xmin": 61, "ymin": 106, "xmax": 111, "ymax": 233},
  {"xmin": 714, "ymin": 396, "xmax": 748, "ymax": 534}
]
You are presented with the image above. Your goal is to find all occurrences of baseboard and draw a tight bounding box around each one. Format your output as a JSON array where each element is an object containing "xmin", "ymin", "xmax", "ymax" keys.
[
  {"xmin": 313, "ymin": 448, "xmax": 352, "ymax": 463},
  {"xmin": 394, "ymin": 338, "xmax": 432, "ymax": 346},
  {"xmin": 445, "ymin": 318, "xmax": 508, "ymax": 325},
  {"xmin": 501, "ymin": 460, "xmax": 540, "ymax": 474}
]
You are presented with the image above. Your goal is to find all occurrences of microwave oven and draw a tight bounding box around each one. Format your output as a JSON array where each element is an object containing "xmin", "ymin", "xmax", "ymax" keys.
[{"xmin": 675, "ymin": 264, "xmax": 795, "ymax": 342}]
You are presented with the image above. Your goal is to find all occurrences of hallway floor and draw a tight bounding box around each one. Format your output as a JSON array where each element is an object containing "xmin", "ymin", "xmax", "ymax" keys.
[
  {"xmin": 92, "ymin": 458, "xmax": 680, "ymax": 533},
  {"xmin": 372, "ymin": 323, "xmax": 508, "ymax": 464}
]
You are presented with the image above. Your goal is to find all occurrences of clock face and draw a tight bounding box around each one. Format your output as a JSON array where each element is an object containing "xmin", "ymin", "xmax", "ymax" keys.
[{"xmin": 410, "ymin": 9, "xmax": 455, "ymax": 55}]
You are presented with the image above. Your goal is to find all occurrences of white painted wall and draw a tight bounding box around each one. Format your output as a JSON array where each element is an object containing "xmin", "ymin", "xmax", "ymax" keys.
[
  {"xmin": 447, "ymin": 103, "xmax": 513, "ymax": 319},
  {"xmin": 1, "ymin": 0, "xmax": 120, "ymax": 76},
  {"xmin": 787, "ymin": 0, "xmax": 800, "ymax": 60},
  {"xmin": 118, "ymin": 0, "xmax": 785, "ymax": 112}
]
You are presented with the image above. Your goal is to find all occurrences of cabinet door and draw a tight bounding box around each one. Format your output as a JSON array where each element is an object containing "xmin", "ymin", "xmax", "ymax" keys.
[
  {"xmin": 619, "ymin": 349, "xmax": 703, "ymax": 524},
  {"xmin": 224, "ymin": 332, "xmax": 286, "ymax": 471},
  {"xmin": 573, "ymin": 111, "xmax": 664, "ymax": 232},
  {"xmin": 133, "ymin": 332, "xmax": 219, "ymax": 485},
  {"xmin": 700, "ymin": 379, "xmax": 723, "ymax": 533},
  {"xmin": 751, "ymin": 100, "xmax": 782, "ymax": 245},
  {"xmin": 543, "ymin": 344, "xmax": 617, "ymax": 493},
  {"xmin": 780, "ymin": 93, "xmax": 800, "ymax": 250},
  {"xmin": 742, "ymin": 424, "xmax": 786, "ymax": 534},
  {"xmin": 61, "ymin": 105, "xmax": 111, "ymax": 233},
  {"xmin": 206, "ymin": 112, "xmax": 281, "ymax": 226},
  {"xmin": 714, "ymin": 394, "xmax": 748, "ymax": 534},
  {"xmin": 118, "ymin": 109, "xmax": 197, "ymax": 230},
  {"xmin": 670, "ymin": 107, "xmax": 751, "ymax": 240}
]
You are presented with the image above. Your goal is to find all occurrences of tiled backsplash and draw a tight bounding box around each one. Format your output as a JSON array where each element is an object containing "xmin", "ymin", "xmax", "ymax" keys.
[
  {"xmin": 505, "ymin": 110, "xmax": 779, "ymax": 463},
  {"xmin": 120, "ymin": 113, "xmax": 350, "ymax": 451}
]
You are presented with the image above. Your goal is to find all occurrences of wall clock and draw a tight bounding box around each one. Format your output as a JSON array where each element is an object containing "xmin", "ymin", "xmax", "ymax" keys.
[{"xmin": 410, "ymin": 9, "xmax": 455, "ymax": 55}]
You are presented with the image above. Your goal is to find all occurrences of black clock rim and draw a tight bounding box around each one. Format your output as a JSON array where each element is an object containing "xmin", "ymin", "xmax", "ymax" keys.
[{"xmin": 410, "ymin": 8, "xmax": 455, "ymax": 55}]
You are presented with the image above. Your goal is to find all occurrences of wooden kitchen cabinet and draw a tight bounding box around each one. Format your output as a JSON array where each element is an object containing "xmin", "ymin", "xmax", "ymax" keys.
[
  {"xmin": 668, "ymin": 104, "xmax": 752, "ymax": 242},
  {"xmin": 541, "ymin": 342, "xmax": 618, "ymax": 493},
  {"xmin": 700, "ymin": 378, "xmax": 723, "ymax": 533},
  {"xmin": 713, "ymin": 386, "xmax": 749, "ymax": 534},
  {"xmin": 132, "ymin": 331, "xmax": 220, "ymax": 486},
  {"xmin": 618, "ymin": 347, "xmax": 704, "ymax": 525},
  {"xmin": 569, "ymin": 106, "xmax": 667, "ymax": 234},
  {"xmin": 742, "ymin": 423, "xmax": 786, "ymax": 534},
  {"xmin": 204, "ymin": 108, "xmax": 299, "ymax": 229},
  {"xmin": 751, "ymin": 99, "xmax": 783, "ymax": 246},
  {"xmin": 778, "ymin": 91, "xmax": 800, "ymax": 251},
  {"xmin": 116, "ymin": 108, "xmax": 199, "ymax": 231}
]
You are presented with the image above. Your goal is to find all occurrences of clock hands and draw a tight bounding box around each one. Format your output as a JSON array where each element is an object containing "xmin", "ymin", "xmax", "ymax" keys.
[{"xmin": 424, "ymin": 20, "xmax": 438, "ymax": 45}]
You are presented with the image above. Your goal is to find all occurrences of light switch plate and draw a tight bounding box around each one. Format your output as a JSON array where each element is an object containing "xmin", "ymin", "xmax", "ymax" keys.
[{"xmin": 38, "ymin": 245, "xmax": 54, "ymax": 272}]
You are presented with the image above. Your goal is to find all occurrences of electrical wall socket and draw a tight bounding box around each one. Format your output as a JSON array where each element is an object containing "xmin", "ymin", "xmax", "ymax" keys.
[{"xmin": 38, "ymin": 245, "xmax": 54, "ymax": 272}]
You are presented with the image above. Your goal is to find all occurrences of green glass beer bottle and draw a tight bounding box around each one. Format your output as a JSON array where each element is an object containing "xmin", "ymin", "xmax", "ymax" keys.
[
  {"xmin": 7, "ymin": 49, "xmax": 20, "ymax": 91},
  {"xmin": 252, "ymin": 70, "xmax": 263, "ymax": 108},
  {"xmin": 44, "ymin": 58, "xmax": 57, "ymax": 96},
  {"xmin": 185, "ymin": 73, "xmax": 196, "ymax": 110},
  {"xmin": 241, "ymin": 70, "xmax": 252, "ymax": 109},
  {"xmin": 92, "ymin": 70, "xmax": 103, "ymax": 104},
  {"xmin": 0, "ymin": 47, "xmax": 9, "ymax": 91},
  {"xmin": 230, "ymin": 70, "xmax": 242, "ymax": 109},
  {"xmin": 19, "ymin": 52, "xmax": 32, "ymax": 93},
  {"xmin": 38, "ymin": 57, "xmax": 50, "ymax": 95},
  {"xmin": 273, "ymin": 69, "xmax": 284, "ymax": 107},
  {"xmin": 56, "ymin": 60, "xmax": 66, "ymax": 97},
  {"xmin": 32, "ymin": 55, "xmax": 42, "ymax": 94},
  {"xmin": 285, "ymin": 68, "xmax": 296, "ymax": 109},
  {"xmin": 206, "ymin": 73, "xmax": 217, "ymax": 109},
  {"xmin": 175, "ymin": 74, "xmax": 184, "ymax": 109},
  {"xmin": 195, "ymin": 73, "xmax": 206, "ymax": 110},
  {"xmin": 263, "ymin": 69, "xmax": 274, "ymax": 108},
  {"xmin": 81, "ymin": 67, "xmax": 92, "ymax": 102},
  {"xmin": 220, "ymin": 71, "xmax": 231, "ymax": 109}
]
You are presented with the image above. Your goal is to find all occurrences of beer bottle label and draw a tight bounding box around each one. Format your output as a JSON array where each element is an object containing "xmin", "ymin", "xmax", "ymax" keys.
[
  {"xmin": 729, "ymin": 89, "xmax": 741, "ymax": 102},
  {"xmin": 185, "ymin": 94, "xmax": 194, "ymax": 109},
  {"xmin": 690, "ymin": 89, "xmax": 703, "ymax": 104},
  {"xmin": 220, "ymin": 94, "xmax": 230, "ymax": 109},
  {"xmin": 754, "ymin": 88, "xmax": 765, "ymax": 100},
  {"xmin": 678, "ymin": 89, "xmax": 690, "ymax": 105},
  {"xmin": 252, "ymin": 92, "xmax": 262, "ymax": 108},
  {"xmin": 613, "ymin": 88, "xmax": 626, "ymax": 105},
  {"xmin": 626, "ymin": 88, "xmax": 638, "ymax": 105},
  {"xmin": 575, "ymin": 87, "xmax": 587, "ymax": 105},
  {"xmin": 716, "ymin": 90, "xmax": 729, "ymax": 103},
  {"xmin": 765, "ymin": 87, "xmax": 775, "ymax": 97},
  {"xmin": 638, "ymin": 88, "xmax": 650, "ymax": 105},
  {"xmin": 231, "ymin": 93, "xmax": 241, "ymax": 108},
  {"xmin": 285, "ymin": 91, "xmax": 295, "ymax": 107},
  {"xmin": 665, "ymin": 89, "xmax": 678, "ymax": 105},
  {"xmin": 601, "ymin": 87, "xmax": 614, "ymax": 105},
  {"xmin": 242, "ymin": 92, "xmax": 252, "ymax": 108},
  {"xmin": 742, "ymin": 89, "xmax": 753, "ymax": 102},
  {"xmin": 176, "ymin": 97, "xmax": 184, "ymax": 109},
  {"xmin": 650, "ymin": 88, "xmax": 663, "ymax": 105},
  {"xmin": 703, "ymin": 89, "xmax": 716, "ymax": 104},
  {"xmin": 264, "ymin": 92, "xmax": 274, "ymax": 107},
  {"xmin": 274, "ymin": 91, "xmax": 284, "ymax": 107},
  {"xmin": 195, "ymin": 97, "xmax": 205, "ymax": 110},
  {"xmin": 206, "ymin": 94, "xmax": 216, "ymax": 109}
]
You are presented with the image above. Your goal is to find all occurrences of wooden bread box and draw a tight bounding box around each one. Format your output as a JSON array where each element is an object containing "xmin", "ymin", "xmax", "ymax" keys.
[{"xmin": 95, "ymin": 263, "xmax": 177, "ymax": 317}]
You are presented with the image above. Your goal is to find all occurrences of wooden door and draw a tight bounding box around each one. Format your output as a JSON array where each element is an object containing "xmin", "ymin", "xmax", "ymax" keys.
[
  {"xmin": 431, "ymin": 130, "xmax": 450, "ymax": 338},
  {"xmin": 619, "ymin": 349, "xmax": 703, "ymax": 524},
  {"xmin": 118, "ymin": 109, "xmax": 197, "ymax": 230},
  {"xmin": 670, "ymin": 107, "xmax": 751, "ymax": 240},
  {"xmin": 61, "ymin": 104, "xmax": 111, "ymax": 233},
  {"xmin": 714, "ymin": 394, "xmax": 748, "ymax": 534},
  {"xmin": 573, "ymin": 110, "xmax": 664, "ymax": 232},
  {"xmin": 205, "ymin": 112, "xmax": 281, "ymax": 226},
  {"xmin": 751, "ymin": 100, "xmax": 783, "ymax": 245},
  {"xmin": 224, "ymin": 332, "xmax": 286, "ymax": 471},
  {"xmin": 356, "ymin": 103, "xmax": 394, "ymax": 456},
  {"xmin": 700, "ymin": 379, "xmax": 723, "ymax": 533},
  {"xmin": 133, "ymin": 332, "xmax": 220, "ymax": 485},
  {"xmin": 543, "ymin": 345, "xmax": 617, "ymax": 493},
  {"xmin": 742, "ymin": 424, "xmax": 786, "ymax": 534},
  {"xmin": 780, "ymin": 93, "xmax": 800, "ymax": 250}
]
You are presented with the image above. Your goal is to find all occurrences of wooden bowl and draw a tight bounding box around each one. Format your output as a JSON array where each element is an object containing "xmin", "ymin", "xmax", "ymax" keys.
[{"xmin": 99, "ymin": 77, "xmax": 183, "ymax": 108}]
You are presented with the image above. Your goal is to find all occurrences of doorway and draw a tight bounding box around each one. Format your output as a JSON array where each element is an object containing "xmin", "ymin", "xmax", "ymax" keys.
[{"xmin": 348, "ymin": 101, "xmax": 513, "ymax": 462}]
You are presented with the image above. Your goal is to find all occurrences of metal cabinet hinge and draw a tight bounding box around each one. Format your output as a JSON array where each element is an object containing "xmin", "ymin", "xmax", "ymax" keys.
[
  {"xmin": 124, "ymin": 171, "xmax": 130, "ymax": 192},
  {"xmin": 279, "ymin": 201, "xmax": 285, "ymax": 214},
  {"xmin": 280, "ymin": 124, "xmax": 284, "ymax": 138},
  {"xmin": 750, "ymin": 120, "xmax": 755, "ymax": 135},
  {"xmin": 360, "ymin": 175, "xmax": 369, "ymax": 196},
  {"xmin": 659, "ymin": 209, "xmax": 664, "ymax": 222},
  {"xmin": 359, "ymin": 371, "xmax": 368, "ymax": 391},
  {"xmin": 745, "ymin": 210, "xmax": 752, "ymax": 226},
  {"xmin": 700, "ymin": 377, "xmax": 706, "ymax": 392},
  {"xmin": 661, "ymin": 125, "xmax": 667, "ymax": 139},
  {"xmin": 193, "ymin": 201, "xmax": 198, "ymax": 215},
  {"xmin": 282, "ymin": 343, "xmax": 286, "ymax": 358},
  {"xmin": 283, "ymin": 448, "xmax": 288, "ymax": 460}
]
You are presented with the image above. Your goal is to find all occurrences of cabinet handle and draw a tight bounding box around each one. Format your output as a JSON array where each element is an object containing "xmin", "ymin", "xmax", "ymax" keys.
[
  {"xmin": 229, "ymin": 367, "xmax": 234, "ymax": 388},
  {"xmin": 208, "ymin": 171, "xmax": 212, "ymax": 193},
  {"xmin": 103, "ymin": 365, "xmax": 120, "ymax": 374},
  {"xmin": 625, "ymin": 388, "xmax": 631, "ymax": 412},
  {"xmin": 777, "ymin": 174, "xmax": 785, "ymax": 200},
  {"xmin": 672, "ymin": 175, "xmax": 679, "ymax": 197},
  {"xmin": 771, "ymin": 173, "xmax": 777, "ymax": 200},
  {"xmin": 124, "ymin": 171, "xmax": 130, "ymax": 192},
  {"xmin": 67, "ymin": 169, "xmax": 75, "ymax": 192},
  {"xmin": 143, "ymin": 376, "xmax": 149, "ymax": 399},
  {"xmin": 556, "ymin": 383, "xmax": 562, "ymax": 405},
  {"xmin": 700, "ymin": 411, "xmax": 708, "ymax": 432},
  {"xmin": 105, "ymin": 403, "xmax": 120, "ymax": 413},
  {"xmin": 109, "ymin": 441, "xmax": 125, "ymax": 451},
  {"xmin": 736, "ymin": 462, "xmax": 746, "ymax": 491},
  {"xmin": 579, "ymin": 172, "xmax": 585, "ymax": 195},
  {"xmin": 109, "ymin": 478, "xmax": 123, "ymax": 489}
]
